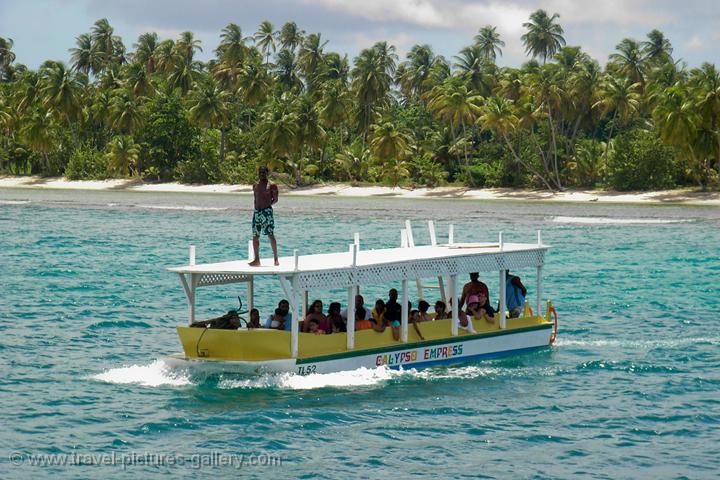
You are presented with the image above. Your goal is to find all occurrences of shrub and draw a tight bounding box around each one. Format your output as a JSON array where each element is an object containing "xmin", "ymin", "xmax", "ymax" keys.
[
  {"xmin": 608, "ymin": 129, "xmax": 677, "ymax": 191},
  {"xmin": 64, "ymin": 145, "xmax": 109, "ymax": 180}
]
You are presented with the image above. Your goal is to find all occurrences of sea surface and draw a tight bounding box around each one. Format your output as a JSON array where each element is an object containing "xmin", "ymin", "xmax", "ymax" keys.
[{"xmin": 1, "ymin": 188, "xmax": 719, "ymax": 479}]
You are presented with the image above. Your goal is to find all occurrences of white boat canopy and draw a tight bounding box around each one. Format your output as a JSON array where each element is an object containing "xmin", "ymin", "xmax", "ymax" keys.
[{"xmin": 168, "ymin": 222, "xmax": 550, "ymax": 358}]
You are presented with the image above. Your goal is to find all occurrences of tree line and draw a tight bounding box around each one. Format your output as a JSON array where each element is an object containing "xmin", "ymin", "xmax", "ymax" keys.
[{"xmin": 0, "ymin": 10, "xmax": 718, "ymax": 191}]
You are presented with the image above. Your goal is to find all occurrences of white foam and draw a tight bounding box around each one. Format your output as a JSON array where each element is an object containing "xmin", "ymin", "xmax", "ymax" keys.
[
  {"xmin": 219, "ymin": 366, "xmax": 403, "ymax": 390},
  {"xmin": 92, "ymin": 359, "xmax": 191, "ymax": 387},
  {"xmin": 551, "ymin": 216, "xmax": 687, "ymax": 225},
  {"xmin": 135, "ymin": 204, "xmax": 228, "ymax": 212},
  {"xmin": 0, "ymin": 200, "xmax": 30, "ymax": 205},
  {"xmin": 556, "ymin": 336, "xmax": 720, "ymax": 349}
]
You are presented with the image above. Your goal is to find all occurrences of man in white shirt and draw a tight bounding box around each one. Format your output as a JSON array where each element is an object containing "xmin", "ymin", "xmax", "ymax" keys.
[{"xmin": 341, "ymin": 294, "xmax": 373, "ymax": 320}]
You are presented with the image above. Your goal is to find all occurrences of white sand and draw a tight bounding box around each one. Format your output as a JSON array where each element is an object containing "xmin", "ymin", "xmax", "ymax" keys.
[{"xmin": 1, "ymin": 175, "xmax": 719, "ymax": 205}]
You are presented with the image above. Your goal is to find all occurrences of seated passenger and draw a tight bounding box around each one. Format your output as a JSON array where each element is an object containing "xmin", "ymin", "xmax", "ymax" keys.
[
  {"xmin": 327, "ymin": 302, "xmax": 345, "ymax": 333},
  {"xmin": 190, "ymin": 310, "xmax": 240, "ymax": 330},
  {"xmin": 467, "ymin": 293, "xmax": 495, "ymax": 324},
  {"xmin": 505, "ymin": 270, "xmax": 527, "ymax": 318},
  {"xmin": 264, "ymin": 299, "xmax": 292, "ymax": 330},
  {"xmin": 409, "ymin": 309, "xmax": 425, "ymax": 341},
  {"xmin": 247, "ymin": 308, "xmax": 261, "ymax": 329},
  {"xmin": 372, "ymin": 299, "xmax": 387, "ymax": 327},
  {"xmin": 385, "ymin": 289, "xmax": 401, "ymax": 341},
  {"xmin": 434, "ymin": 301, "xmax": 449, "ymax": 320},
  {"xmin": 341, "ymin": 294, "xmax": 373, "ymax": 320},
  {"xmin": 303, "ymin": 299, "xmax": 329, "ymax": 333},
  {"xmin": 354, "ymin": 307, "xmax": 374, "ymax": 331},
  {"xmin": 307, "ymin": 318, "xmax": 325, "ymax": 335},
  {"xmin": 416, "ymin": 300, "xmax": 431, "ymax": 322}
]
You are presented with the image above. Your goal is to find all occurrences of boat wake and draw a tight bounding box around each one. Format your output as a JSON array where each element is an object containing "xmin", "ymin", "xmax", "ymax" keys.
[
  {"xmin": 551, "ymin": 216, "xmax": 690, "ymax": 225},
  {"xmin": 91, "ymin": 359, "xmax": 192, "ymax": 387},
  {"xmin": 0, "ymin": 200, "xmax": 31, "ymax": 205},
  {"xmin": 91, "ymin": 360, "xmax": 560, "ymax": 390},
  {"xmin": 555, "ymin": 336, "xmax": 720, "ymax": 349}
]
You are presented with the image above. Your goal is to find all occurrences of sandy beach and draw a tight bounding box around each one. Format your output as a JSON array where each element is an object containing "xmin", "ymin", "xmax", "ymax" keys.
[{"xmin": 1, "ymin": 175, "xmax": 719, "ymax": 205}]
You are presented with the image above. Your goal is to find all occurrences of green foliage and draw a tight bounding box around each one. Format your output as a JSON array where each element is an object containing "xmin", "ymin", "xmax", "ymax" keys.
[
  {"xmin": 65, "ymin": 144, "xmax": 109, "ymax": 180},
  {"xmin": 408, "ymin": 152, "xmax": 447, "ymax": 187},
  {"xmin": 174, "ymin": 131, "xmax": 221, "ymax": 184},
  {"xmin": 608, "ymin": 129, "xmax": 677, "ymax": 190},
  {"xmin": 0, "ymin": 16, "xmax": 717, "ymax": 192},
  {"xmin": 136, "ymin": 92, "xmax": 197, "ymax": 179}
]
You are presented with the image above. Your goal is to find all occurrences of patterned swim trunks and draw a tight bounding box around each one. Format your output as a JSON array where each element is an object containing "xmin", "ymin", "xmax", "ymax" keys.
[{"xmin": 252, "ymin": 207, "xmax": 275, "ymax": 236}]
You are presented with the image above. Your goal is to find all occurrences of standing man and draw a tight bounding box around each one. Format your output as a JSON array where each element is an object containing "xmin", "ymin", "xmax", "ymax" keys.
[
  {"xmin": 458, "ymin": 272, "xmax": 489, "ymax": 310},
  {"xmin": 249, "ymin": 166, "xmax": 279, "ymax": 266}
]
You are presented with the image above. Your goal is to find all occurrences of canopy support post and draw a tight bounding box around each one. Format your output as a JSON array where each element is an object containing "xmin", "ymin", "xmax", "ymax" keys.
[
  {"xmin": 537, "ymin": 230, "xmax": 543, "ymax": 317},
  {"xmin": 499, "ymin": 269, "xmax": 507, "ymax": 329},
  {"xmin": 247, "ymin": 276, "xmax": 254, "ymax": 313},
  {"xmin": 429, "ymin": 220, "xmax": 446, "ymax": 301},
  {"xmin": 347, "ymin": 285, "xmax": 356, "ymax": 349},
  {"xmin": 291, "ymin": 275, "xmax": 299, "ymax": 358},
  {"xmin": 401, "ymin": 278, "xmax": 409, "ymax": 342},
  {"xmin": 537, "ymin": 265, "xmax": 542, "ymax": 319},
  {"xmin": 450, "ymin": 274, "xmax": 458, "ymax": 336},
  {"xmin": 179, "ymin": 273, "xmax": 197, "ymax": 326}
]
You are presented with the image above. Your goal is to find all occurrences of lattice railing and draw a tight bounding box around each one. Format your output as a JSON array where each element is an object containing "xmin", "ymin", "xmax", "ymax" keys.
[
  {"xmin": 197, "ymin": 273, "xmax": 251, "ymax": 287},
  {"xmin": 296, "ymin": 248, "xmax": 546, "ymax": 290}
]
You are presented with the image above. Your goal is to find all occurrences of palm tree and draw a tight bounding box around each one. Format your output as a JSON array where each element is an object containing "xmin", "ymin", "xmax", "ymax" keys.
[
  {"xmin": 274, "ymin": 49, "xmax": 302, "ymax": 93},
  {"xmin": 123, "ymin": 61, "xmax": 153, "ymax": 97},
  {"xmin": 0, "ymin": 37, "xmax": 16, "ymax": 70},
  {"xmin": 689, "ymin": 63, "xmax": 720, "ymax": 175},
  {"xmin": 70, "ymin": 33, "xmax": 103, "ymax": 75},
  {"xmin": 176, "ymin": 31, "xmax": 202, "ymax": 63},
  {"xmin": 369, "ymin": 120, "xmax": 411, "ymax": 187},
  {"xmin": 454, "ymin": 45, "xmax": 496, "ymax": 95},
  {"xmin": 426, "ymin": 76, "xmax": 483, "ymax": 166},
  {"xmin": 213, "ymin": 24, "xmax": 249, "ymax": 90},
  {"xmin": 641, "ymin": 29, "xmax": 673, "ymax": 65},
  {"xmin": 108, "ymin": 89, "xmax": 143, "ymax": 134},
  {"xmin": 238, "ymin": 58, "xmax": 271, "ymax": 107},
  {"xmin": 90, "ymin": 18, "xmax": 125, "ymax": 71},
  {"xmin": 397, "ymin": 44, "xmax": 437, "ymax": 100},
  {"xmin": 593, "ymin": 75, "xmax": 641, "ymax": 180},
  {"xmin": 22, "ymin": 110, "xmax": 55, "ymax": 173},
  {"xmin": 521, "ymin": 9, "xmax": 566, "ymax": 64},
  {"xmin": 253, "ymin": 21, "xmax": 276, "ymax": 65},
  {"xmin": 474, "ymin": 26, "xmax": 505, "ymax": 62},
  {"xmin": 334, "ymin": 139, "xmax": 370, "ymax": 182},
  {"xmin": 477, "ymin": 96, "xmax": 554, "ymax": 190},
  {"xmin": 40, "ymin": 61, "xmax": 85, "ymax": 124},
  {"xmin": 278, "ymin": 22, "xmax": 305, "ymax": 52},
  {"xmin": 351, "ymin": 42, "xmax": 397, "ymax": 138},
  {"xmin": 189, "ymin": 79, "xmax": 231, "ymax": 161},
  {"xmin": 153, "ymin": 40, "xmax": 177, "ymax": 74},
  {"xmin": 609, "ymin": 38, "xmax": 646, "ymax": 87},
  {"xmin": 133, "ymin": 32, "xmax": 159, "ymax": 74},
  {"xmin": 256, "ymin": 99, "xmax": 298, "ymax": 172},
  {"xmin": 106, "ymin": 135, "xmax": 140, "ymax": 176},
  {"xmin": 298, "ymin": 33, "xmax": 328, "ymax": 91}
]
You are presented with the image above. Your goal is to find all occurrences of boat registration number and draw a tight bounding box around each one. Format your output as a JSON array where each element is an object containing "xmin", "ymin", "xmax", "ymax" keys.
[{"xmin": 297, "ymin": 364, "xmax": 317, "ymax": 375}]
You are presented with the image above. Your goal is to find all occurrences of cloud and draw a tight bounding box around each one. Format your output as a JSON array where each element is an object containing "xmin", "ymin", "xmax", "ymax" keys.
[{"xmin": 685, "ymin": 35, "xmax": 704, "ymax": 49}]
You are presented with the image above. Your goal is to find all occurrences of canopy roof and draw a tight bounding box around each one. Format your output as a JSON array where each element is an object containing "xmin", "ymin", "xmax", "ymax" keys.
[{"xmin": 168, "ymin": 242, "xmax": 549, "ymax": 291}]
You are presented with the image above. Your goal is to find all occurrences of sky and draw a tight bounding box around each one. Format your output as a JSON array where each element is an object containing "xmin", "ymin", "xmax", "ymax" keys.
[{"xmin": 1, "ymin": 0, "xmax": 719, "ymax": 69}]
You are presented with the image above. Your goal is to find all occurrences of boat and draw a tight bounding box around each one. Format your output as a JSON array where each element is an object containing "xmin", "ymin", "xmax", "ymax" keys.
[{"xmin": 163, "ymin": 221, "xmax": 558, "ymax": 375}]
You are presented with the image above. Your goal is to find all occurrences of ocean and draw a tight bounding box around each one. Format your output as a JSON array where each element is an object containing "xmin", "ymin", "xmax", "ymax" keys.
[{"xmin": 1, "ymin": 188, "xmax": 719, "ymax": 479}]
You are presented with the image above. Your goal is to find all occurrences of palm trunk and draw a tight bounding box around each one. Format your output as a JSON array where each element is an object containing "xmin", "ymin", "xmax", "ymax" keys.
[
  {"xmin": 546, "ymin": 103, "xmax": 562, "ymax": 189},
  {"xmin": 220, "ymin": 127, "xmax": 226, "ymax": 163},
  {"xmin": 602, "ymin": 110, "xmax": 618, "ymax": 186},
  {"xmin": 461, "ymin": 120, "xmax": 470, "ymax": 167},
  {"xmin": 503, "ymin": 133, "xmax": 554, "ymax": 191}
]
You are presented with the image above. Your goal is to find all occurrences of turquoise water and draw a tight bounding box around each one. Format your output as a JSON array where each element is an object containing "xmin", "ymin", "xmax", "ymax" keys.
[{"xmin": 1, "ymin": 188, "xmax": 719, "ymax": 479}]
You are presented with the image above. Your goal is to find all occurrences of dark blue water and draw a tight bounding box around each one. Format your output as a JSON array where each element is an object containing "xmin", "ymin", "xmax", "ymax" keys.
[{"xmin": 1, "ymin": 188, "xmax": 719, "ymax": 479}]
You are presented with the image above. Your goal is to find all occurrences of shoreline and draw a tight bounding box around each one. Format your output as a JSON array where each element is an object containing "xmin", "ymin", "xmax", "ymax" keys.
[{"xmin": 1, "ymin": 175, "xmax": 719, "ymax": 206}]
